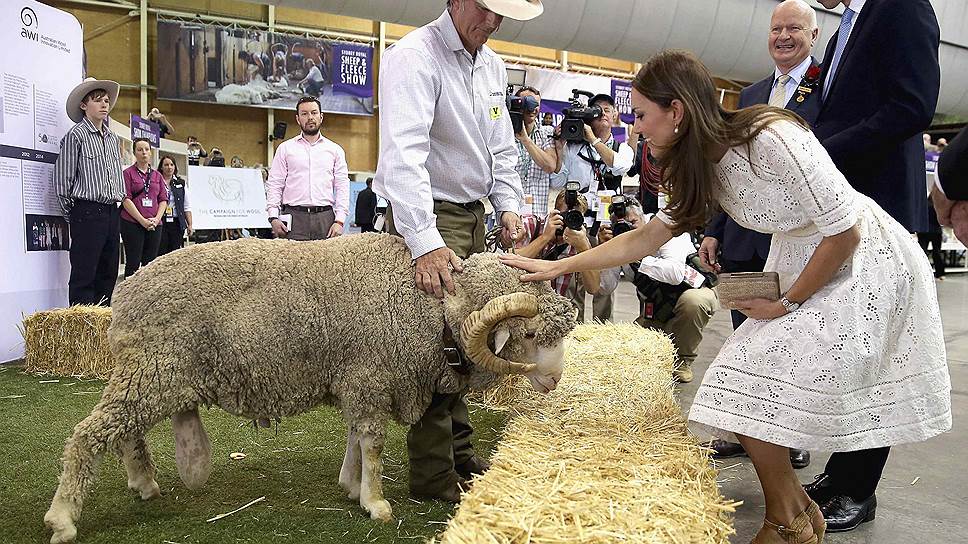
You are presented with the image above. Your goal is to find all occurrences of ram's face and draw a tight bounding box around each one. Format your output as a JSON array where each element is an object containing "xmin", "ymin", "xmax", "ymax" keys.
[
  {"xmin": 461, "ymin": 291, "xmax": 577, "ymax": 394},
  {"xmin": 490, "ymin": 295, "xmax": 577, "ymax": 394}
]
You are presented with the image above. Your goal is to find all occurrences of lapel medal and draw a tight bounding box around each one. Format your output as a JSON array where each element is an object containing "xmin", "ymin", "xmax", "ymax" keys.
[{"xmin": 796, "ymin": 95, "xmax": 805, "ymax": 103}]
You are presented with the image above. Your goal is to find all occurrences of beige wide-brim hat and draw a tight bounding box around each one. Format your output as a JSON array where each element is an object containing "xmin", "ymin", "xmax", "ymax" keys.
[
  {"xmin": 480, "ymin": 0, "xmax": 543, "ymax": 21},
  {"xmin": 66, "ymin": 77, "xmax": 120, "ymax": 123}
]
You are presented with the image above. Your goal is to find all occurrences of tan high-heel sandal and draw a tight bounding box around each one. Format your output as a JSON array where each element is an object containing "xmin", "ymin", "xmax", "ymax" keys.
[
  {"xmin": 751, "ymin": 502, "xmax": 821, "ymax": 544},
  {"xmin": 804, "ymin": 500, "xmax": 826, "ymax": 543}
]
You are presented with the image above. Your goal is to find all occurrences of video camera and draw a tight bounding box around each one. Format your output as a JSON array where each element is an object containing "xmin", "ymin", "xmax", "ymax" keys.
[
  {"xmin": 608, "ymin": 194, "xmax": 634, "ymax": 237},
  {"xmin": 507, "ymin": 93, "xmax": 539, "ymax": 135},
  {"xmin": 557, "ymin": 181, "xmax": 586, "ymax": 236},
  {"xmin": 559, "ymin": 89, "xmax": 603, "ymax": 142}
]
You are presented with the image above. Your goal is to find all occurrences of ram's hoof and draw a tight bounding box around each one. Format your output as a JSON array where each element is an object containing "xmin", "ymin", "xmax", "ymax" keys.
[
  {"xmin": 364, "ymin": 499, "xmax": 393, "ymax": 522},
  {"xmin": 44, "ymin": 507, "xmax": 77, "ymax": 544}
]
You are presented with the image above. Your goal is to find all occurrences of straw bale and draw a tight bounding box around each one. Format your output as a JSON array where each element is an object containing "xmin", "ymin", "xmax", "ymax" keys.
[
  {"xmin": 21, "ymin": 306, "xmax": 115, "ymax": 379},
  {"xmin": 441, "ymin": 323, "xmax": 737, "ymax": 543}
]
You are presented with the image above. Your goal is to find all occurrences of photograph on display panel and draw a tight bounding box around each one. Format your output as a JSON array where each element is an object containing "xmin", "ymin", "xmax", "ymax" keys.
[{"xmin": 156, "ymin": 20, "xmax": 373, "ymax": 115}]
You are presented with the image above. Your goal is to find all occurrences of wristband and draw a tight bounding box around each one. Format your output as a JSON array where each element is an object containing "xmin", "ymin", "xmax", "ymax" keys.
[{"xmin": 590, "ymin": 138, "xmax": 603, "ymax": 147}]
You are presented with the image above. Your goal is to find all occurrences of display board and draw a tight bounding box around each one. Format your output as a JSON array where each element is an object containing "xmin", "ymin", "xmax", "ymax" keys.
[
  {"xmin": 0, "ymin": 0, "xmax": 83, "ymax": 362},
  {"xmin": 186, "ymin": 165, "xmax": 268, "ymax": 229}
]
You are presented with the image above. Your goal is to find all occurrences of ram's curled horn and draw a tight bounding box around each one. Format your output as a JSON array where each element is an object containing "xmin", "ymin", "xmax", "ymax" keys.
[{"xmin": 460, "ymin": 292, "xmax": 539, "ymax": 374}]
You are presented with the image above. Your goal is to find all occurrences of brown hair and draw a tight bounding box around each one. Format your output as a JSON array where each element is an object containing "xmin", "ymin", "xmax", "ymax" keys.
[
  {"xmin": 82, "ymin": 89, "xmax": 109, "ymax": 103},
  {"xmin": 632, "ymin": 50, "xmax": 807, "ymax": 233}
]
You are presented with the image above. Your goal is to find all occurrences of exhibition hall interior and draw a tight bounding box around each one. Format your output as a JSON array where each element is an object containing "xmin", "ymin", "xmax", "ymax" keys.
[{"xmin": 1, "ymin": 0, "xmax": 965, "ymax": 543}]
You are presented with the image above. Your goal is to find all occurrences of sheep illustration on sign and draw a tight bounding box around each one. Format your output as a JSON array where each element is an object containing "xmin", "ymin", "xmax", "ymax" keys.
[{"xmin": 207, "ymin": 175, "xmax": 243, "ymax": 203}]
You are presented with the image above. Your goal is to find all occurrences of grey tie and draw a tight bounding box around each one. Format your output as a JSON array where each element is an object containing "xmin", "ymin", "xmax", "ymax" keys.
[{"xmin": 769, "ymin": 74, "xmax": 792, "ymax": 108}]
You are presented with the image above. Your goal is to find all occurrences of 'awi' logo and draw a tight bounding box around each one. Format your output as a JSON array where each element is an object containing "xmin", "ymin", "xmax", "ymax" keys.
[{"xmin": 21, "ymin": 7, "xmax": 39, "ymax": 41}]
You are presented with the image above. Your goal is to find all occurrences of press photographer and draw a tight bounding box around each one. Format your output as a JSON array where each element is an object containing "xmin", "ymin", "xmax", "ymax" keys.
[
  {"xmin": 511, "ymin": 86, "xmax": 558, "ymax": 222},
  {"xmin": 514, "ymin": 188, "xmax": 620, "ymax": 323},
  {"xmin": 599, "ymin": 203, "xmax": 719, "ymax": 383},
  {"xmin": 552, "ymin": 91, "xmax": 634, "ymax": 193}
]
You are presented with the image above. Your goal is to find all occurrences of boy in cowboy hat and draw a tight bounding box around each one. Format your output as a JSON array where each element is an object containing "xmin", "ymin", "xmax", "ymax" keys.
[{"xmin": 53, "ymin": 77, "xmax": 125, "ymax": 306}]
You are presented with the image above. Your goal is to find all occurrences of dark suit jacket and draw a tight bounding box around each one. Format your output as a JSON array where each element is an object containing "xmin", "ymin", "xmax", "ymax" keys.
[
  {"xmin": 938, "ymin": 126, "xmax": 968, "ymax": 201},
  {"xmin": 355, "ymin": 187, "xmax": 377, "ymax": 224},
  {"xmin": 706, "ymin": 58, "xmax": 822, "ymax": 262},
  {"xmin": 813, "ymin": 0, "xmax": 940, "ymax": 232}
]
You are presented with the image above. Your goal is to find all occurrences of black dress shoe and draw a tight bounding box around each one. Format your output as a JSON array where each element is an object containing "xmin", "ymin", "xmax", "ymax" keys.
[
  {"xmin": 803, "ymin": 473, "xmax": 838, "ymax": 505},
  {"xmin": 821, "ymin": 494, "xmax": 876, "ymax": 532},
  {"xmin": 790, "ymin": 449, "xmax": 811, "ymax": 469},
  {"xmin": 707, "ymin": 439, "xmax": 748, "ymax": 459},
  {"xmin": 455, "ymin": 455, "xmax": 491, "ymax": 480}
]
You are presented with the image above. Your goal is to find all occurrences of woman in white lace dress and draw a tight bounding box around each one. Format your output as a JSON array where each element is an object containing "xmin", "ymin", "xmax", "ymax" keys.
[{"xmin": 501, "ymin": 50, "xmax": 951, "ymax": 544}]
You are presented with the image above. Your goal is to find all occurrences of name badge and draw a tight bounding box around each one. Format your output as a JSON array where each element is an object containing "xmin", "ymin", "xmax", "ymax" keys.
[{"xmin": 142, "ymin": 197, "xmax": 153, "ymax": 207}]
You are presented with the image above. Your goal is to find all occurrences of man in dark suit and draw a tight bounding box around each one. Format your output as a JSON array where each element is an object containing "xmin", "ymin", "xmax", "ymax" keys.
[
  {"xmin": 803, "ymin": 0, "xmax": 941, "ymax": 533},
  {"xmin": 700, "ymin": 0, "xmax": 821, "ymax": 473},
  {"xmin": 354, "ymin": 177, "xmax": 378, "ymax": 233},
  {"xmin": 934, "ymin": 126, "xmax": 968, "ymax": 245}
]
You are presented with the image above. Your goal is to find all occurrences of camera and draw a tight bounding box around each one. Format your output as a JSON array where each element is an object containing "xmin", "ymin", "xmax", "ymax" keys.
[
  {"xmin": 559, "ymin": 89, "xmax": 603, "ymax": 142},
  {"xmin": 608, "ymin": 194, "xmax": 633, "ymax": 237},
  {"xmin": 507, "ymin": 94, "xmax": 539, "ymax": 135},
  {"xmin": 557, "ymin": 181, "xmax": 586, "ymax": 236}
]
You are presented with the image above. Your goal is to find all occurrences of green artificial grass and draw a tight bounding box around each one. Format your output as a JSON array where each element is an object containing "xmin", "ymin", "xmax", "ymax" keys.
[{"xmin": 0, "ymin": 366, "xmax": 509, "ymax": 543}]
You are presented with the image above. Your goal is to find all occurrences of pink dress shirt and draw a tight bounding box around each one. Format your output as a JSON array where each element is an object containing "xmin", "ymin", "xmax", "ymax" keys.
[{"xmin": 266, "ymin": 134, "xmax": 350, "ymax": 222}]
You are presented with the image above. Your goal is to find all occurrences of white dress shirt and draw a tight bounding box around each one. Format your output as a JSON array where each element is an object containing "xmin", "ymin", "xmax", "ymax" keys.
[
  {"xmin": 772, "ymin": 55, "xmax": 814, "ymax": 105},
  {"xmin": 638, "ymin": 231, "xmax": 699, "ymax": 286},
  {"xmin": 373, "ymin": 10, "xmax": 522, "ymax": 259},
  {"xmin": 551, "ymin": 138, "xmax": 635, "ymax": 192}
]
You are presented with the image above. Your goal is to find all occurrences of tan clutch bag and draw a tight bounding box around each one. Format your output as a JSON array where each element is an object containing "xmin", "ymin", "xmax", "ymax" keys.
[{"xmin": 715, "ymin": 272, "xmax": 781, "ymax": 309}]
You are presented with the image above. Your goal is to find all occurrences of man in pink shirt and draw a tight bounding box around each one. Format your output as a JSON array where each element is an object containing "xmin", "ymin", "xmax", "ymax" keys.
[{"xmin": 266, "ymin": 96, "xmax": 350, "ymax": 240}]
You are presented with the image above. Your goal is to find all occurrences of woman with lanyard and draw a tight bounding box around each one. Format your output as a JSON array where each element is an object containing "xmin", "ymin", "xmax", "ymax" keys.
[
  {"xmin": 157, "ymin": 155, "xmax": 193, "ymax": 255},
  {"xmin": 120, "ymin": 138, "xmax": 167, "ymax": 278}
]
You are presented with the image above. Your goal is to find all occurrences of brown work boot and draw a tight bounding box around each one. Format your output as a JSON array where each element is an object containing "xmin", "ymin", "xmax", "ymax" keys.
[
  {"xmin": 410, "ymin": 476, "xmax": 471, "ymax": 504},
  {"xmin": 673, "ymin": 364, "xmax": 694, "ymax": 383},
  {"xmin": 455, "ymin": 455, "xmax": 491, "ymax": 480}
]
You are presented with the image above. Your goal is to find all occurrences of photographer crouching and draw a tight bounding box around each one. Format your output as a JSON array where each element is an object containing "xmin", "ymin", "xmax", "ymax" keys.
[
  {"xmin": 515, "ymin": 183, "xmax": 620, "ymax": 321},
  {"xmin": 551, "ymin": 91, "xmax": 635, "ymax": 321},
  {"xmin": 600, "ymin": 199, "xmax": 719, "ymax": 383}
]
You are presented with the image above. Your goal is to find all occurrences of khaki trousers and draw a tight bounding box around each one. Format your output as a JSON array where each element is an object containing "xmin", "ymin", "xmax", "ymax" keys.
[
  {"xmin": 636, "ymin": 287, "xmax": 719, "ymax": 368},
  {"xmin": 388, "ymin": 200, "xmax": 486, "ymax": 493}
]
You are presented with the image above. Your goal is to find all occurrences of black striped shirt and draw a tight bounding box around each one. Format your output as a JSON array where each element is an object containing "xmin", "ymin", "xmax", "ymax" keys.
[{"xmin": 53, "ymin": 117, "xmax": 125, "ymax": 217}]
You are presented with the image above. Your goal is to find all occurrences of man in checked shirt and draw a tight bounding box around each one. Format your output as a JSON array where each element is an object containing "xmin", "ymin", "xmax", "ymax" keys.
[
  {"xmin": 373, "ymin": 0, "xmax": 544, "ymax": 502},
  {"xmin": 53, "ymin": 78, "xmax": 125, "ymax": 306}
]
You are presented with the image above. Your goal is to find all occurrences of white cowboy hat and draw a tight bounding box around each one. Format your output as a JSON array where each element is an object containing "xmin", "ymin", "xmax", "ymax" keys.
[
  {"xmin": 479, "ymin": 0, "xmax": 543, "ymax": 21},
  {"xmin": 66, "ymin": 77, "xmax": 120, "ymax": 123}
]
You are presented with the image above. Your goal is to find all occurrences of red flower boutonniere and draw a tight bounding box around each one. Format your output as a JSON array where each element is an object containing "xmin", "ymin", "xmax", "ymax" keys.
[
  {"xmin": 804, "ymin": 65, "xmax": 822, "ymax": 84},
  {"xmin": 794, "ymin": 65, "xmax": 822, "ymax": 103}
]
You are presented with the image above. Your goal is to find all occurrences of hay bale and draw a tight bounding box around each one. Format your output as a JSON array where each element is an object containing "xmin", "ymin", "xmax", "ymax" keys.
[
  {"xmin": 440, "ymin": 323, "xmax": 738, "ymax": 543},
  {"xmin": 21, "ymin": 306, "xmax": 115, "ymax": 379}
]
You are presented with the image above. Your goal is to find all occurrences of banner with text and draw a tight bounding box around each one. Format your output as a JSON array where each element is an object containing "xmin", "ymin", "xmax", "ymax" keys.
[
  {"xmin": 0, "ymin": 0, "xmax": 82, "ymax": 362},
  {"xmin": 611, "ymin": 79, "xmax": 634, "ymax": 125},
  {"xmin": 187, "ymin": 166, "xmax": 268, "ymax": 229},
  {"xmin": 332, "ymin": 43, "xmax": 373, "ymax": 98},
  {"xmin": 156, "ymin": 20, "xmax": 374, "ymax": 115},
  {"xmin": 130, "ymin": 114, "xmax": 160, "ymax": 147}
]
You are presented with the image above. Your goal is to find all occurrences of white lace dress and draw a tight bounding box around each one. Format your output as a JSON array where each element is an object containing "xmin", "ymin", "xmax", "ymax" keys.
[{"xmin": 670, "ymin": 120, "xmax": 952, "ymax": 452}]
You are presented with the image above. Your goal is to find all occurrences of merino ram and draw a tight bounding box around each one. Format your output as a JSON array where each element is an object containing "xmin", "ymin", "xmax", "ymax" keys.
[{"xmin": 44, "ymin": 233, "xmax": 577, "ymax": 543}]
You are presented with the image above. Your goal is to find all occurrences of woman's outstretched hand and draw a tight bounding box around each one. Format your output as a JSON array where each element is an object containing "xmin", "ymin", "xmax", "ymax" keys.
[{"xmin": 499, "ymin": 253, "xmax": 563, "ymax": 282}]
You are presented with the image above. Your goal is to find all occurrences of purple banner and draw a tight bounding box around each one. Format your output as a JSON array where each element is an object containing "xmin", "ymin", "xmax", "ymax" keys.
[
  {"xmin": 612, "ymin": 79, "xmax": 634, "ymax": 125},
  {"xmin": 130, "ymin": 115, "xmax": 160, "ymax": 148},
  {"xmin": 332, "ymin": 43, "xmax": 373, "ymax": 98}
]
